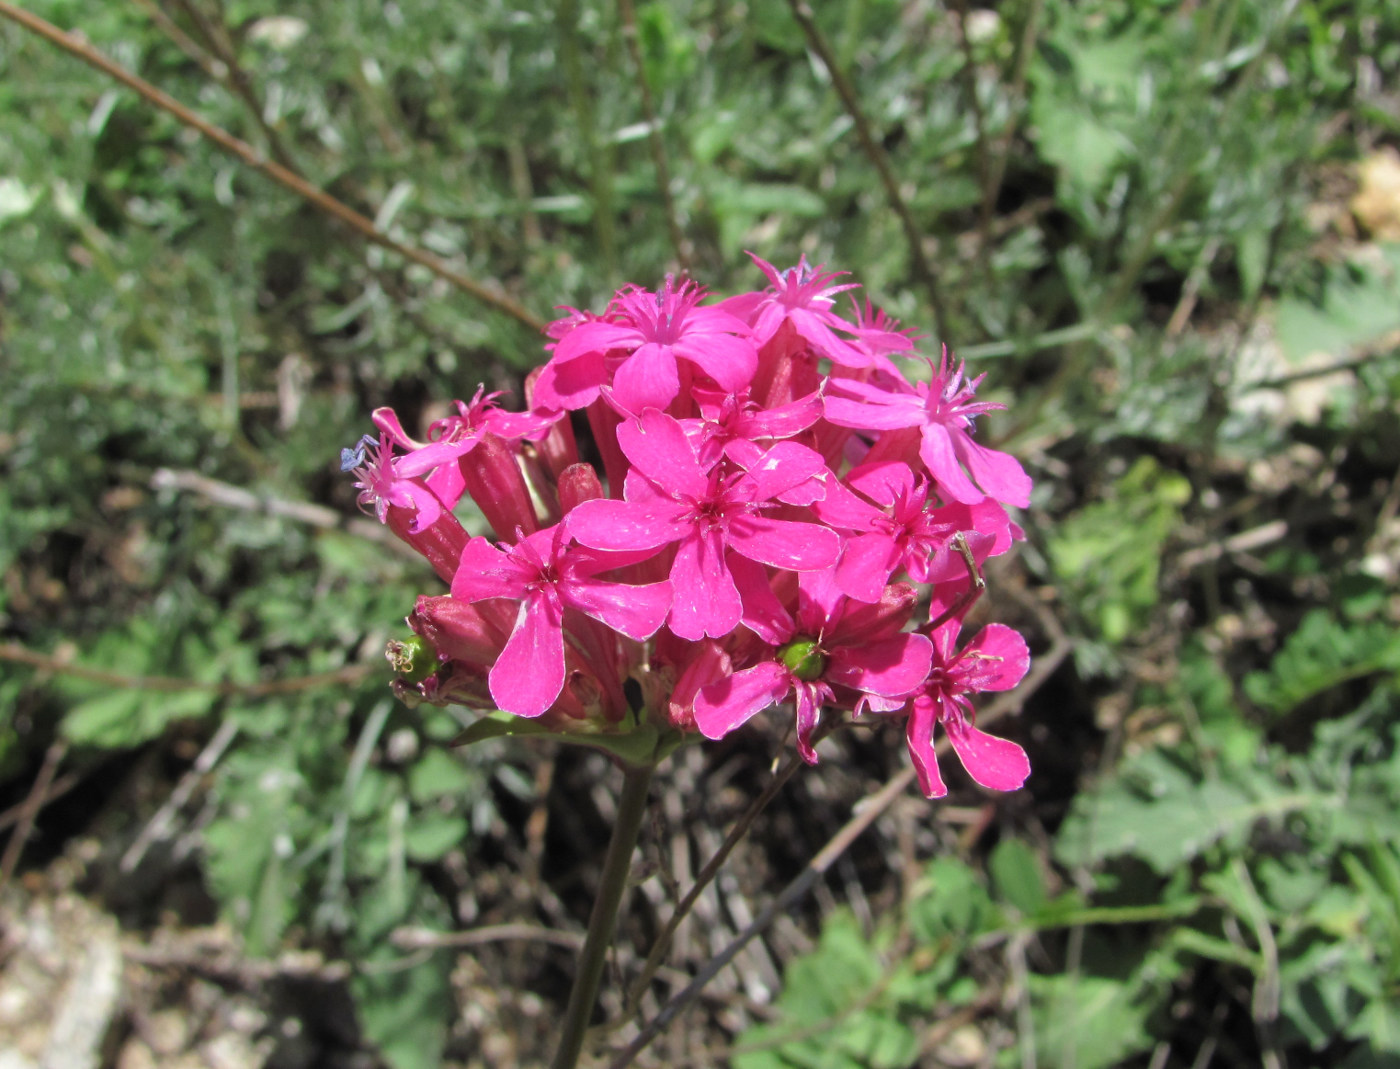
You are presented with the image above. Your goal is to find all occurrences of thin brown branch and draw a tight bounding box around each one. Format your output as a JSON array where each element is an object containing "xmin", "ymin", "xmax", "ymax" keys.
[
  {"xmin": 0, "ymin": 641, "xmax": 373, "ymax": 697},
  {"xmin": 0, "ymin": 742, "xmax": 68, "ymax": 895},
  {"xmin": 1244, "ymin": 341, "xmax": 1399, "ymax": 392},
  {"xmin": 149, "ymin": 467, "xmax": 422, "ymax": 563},
  {"xmin": 0, "ymin": 772, "xmax": 81, "ymax": 835},
  {"xmin": 617, "ymin": 0, "xmax": 691, "ymax": 272},
  {"xmin": 0, "ymin": 0, "xmax": 545, "ymax": 332},
  {"xmin": 119, "ymin": 719, "xmax": 240, "ymax": 873},
  {"xmin": 783, "ymin": 0, "xmax": 951, "ymax": 341},
  {"xmin": 609, "ymin": 764, "xmax": 919, "ymax": 1069},
  {"xmin": 392, "ymin": 922, "xmax": 585, "ymax": 953}
]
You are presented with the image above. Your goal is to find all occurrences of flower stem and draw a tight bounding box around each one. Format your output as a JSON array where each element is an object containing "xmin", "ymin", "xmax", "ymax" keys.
[{"xmin": 550, "ymin": 762, "xmax": 654, "ymax": 1069}]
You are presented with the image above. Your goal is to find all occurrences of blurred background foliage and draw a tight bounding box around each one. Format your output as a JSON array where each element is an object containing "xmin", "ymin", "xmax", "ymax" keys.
[{"xmin": 1, "ymin": 0, "xmax": 1398, "ymax": 1066}]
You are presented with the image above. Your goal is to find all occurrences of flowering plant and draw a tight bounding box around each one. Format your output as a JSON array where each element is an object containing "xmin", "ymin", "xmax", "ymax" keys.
[
  {"xmin": 346, "ymin": 255, "xmax": 1035, "ymax": 1067},
  {"xmin": 348, "ymin": 253, "xmax": 1032, "ymax": 798}
]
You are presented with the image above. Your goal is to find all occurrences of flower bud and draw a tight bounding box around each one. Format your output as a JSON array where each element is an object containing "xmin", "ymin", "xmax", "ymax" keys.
[
  {"xmin": 459, "ymin": 432, "xmax": 540, "ymax": 540},
  {"xmin": 558, "ymin": 463, "xmax": 605, "ymax": 514},
  {"xmin": 385, "ymin": 503, "xmax": 467, "ymax": 585}
]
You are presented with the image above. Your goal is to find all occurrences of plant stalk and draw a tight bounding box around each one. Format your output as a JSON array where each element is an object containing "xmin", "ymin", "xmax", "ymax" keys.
[{"xmin": 550, "ymin": 762, "xmax": 654, "ymax": 1069}]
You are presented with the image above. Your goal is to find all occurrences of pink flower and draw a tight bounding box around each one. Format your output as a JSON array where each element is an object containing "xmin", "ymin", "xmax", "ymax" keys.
[
  {"xmin": 546, "ymin": 278, "xmax": 758, "ymax": 414},
  {"xmin": 847, "ymin": 297, "xmax": 920, "ymax": 359},
  {"xmin": 693, "ymin": 568, "xmax": 932, "ymax": 762},
  {"xmin": 341, "ymin": 432, "xmax": 444, "ymax": 532},
  {"xmin": 815, "ymin": 461, "xmax": 1016, "ymax": 601},
  {"xmin": 720, "ymin": 253, "xmax": 867, "ymax": 366},
  {"xmin": 823, "ymin": 347, "xmax": 1033, "ymax": 508},
  {"xmin": 686, "ymin": 385, "xmax": 823, "ymax": 469},
  {"xmin": 899, "ymin": 618, "xmax": 1031, "ymax": 799},
  {"xmin": 567, "ymin": 409, "xmax": 841, "ymax": 640},
  {"xmin": 451, "ymin": 524, "xmax": 671, "ymax": 717},
  {"xmin": 373, "ymin": 388, "xmax": 552, "ymax": 510}
]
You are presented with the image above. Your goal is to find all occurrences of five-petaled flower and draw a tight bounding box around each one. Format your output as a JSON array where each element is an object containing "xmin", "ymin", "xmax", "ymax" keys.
[
  {"xmin": 452, "ymin": 524, "xmax": 671, "ymax": 717},
  {"xmin": 823, "ymin": 346, "xmax": 1033, "ymax": 508},
  {"xmin": 567, "ymin": 409, "xmax": 841, "ymax": 640},
  {"xmin": 899, "ymin": 617, "xmax": 1031, "ymax": 799}
]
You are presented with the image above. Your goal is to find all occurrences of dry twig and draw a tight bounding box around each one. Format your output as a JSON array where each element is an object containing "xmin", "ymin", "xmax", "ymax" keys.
[{"xmin": 0, "ymin": 742, "xmax": 68, "ymax": 895}]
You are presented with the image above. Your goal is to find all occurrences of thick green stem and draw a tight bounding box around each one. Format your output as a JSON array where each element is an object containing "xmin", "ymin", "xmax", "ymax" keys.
[{"xmin": 550, "ymin": 762, "xmax": 654, "ymax": 1069}]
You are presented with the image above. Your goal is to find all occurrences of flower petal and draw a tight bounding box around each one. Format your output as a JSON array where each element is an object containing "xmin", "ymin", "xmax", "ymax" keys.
[
  {"xmin": 551, "ymin": 320, "xmax": 642, "ymax": 364},
  {"xmin": 668, "ymin": 529, "xmax": 742, "ymax": 640},
  {"xmin": 918, "ymin": 423, "xmax": 984, "ymax": 505},
  {"xmin": 739, "ymin": 441, "xmax": 828, "ymax": 501},
  {"xmin": 834, "ymin": 532, "xmax": 901, "ymax": 602},
  {"xmin": 727, "ymin": 515, "xmax": 841, "ymax": 571},
  {"xmin": 729, "ymin": 552, "xmax": 796, "ymax": 645},
  {"xmin": 822, "ymin": 380, "xmax": 923, "ymax": 431},
  {"xmin": 828, "ymin": 632, "xmax": 933, "ymax": 697},
  {"xmin": 953, "ymin": 434, "xmax": 1033, "ymax": 509},
  {"xmin": 675, "ymin": 332, "xmax": 758, "ymax": 392},
  {"xmin": 533, "ymin": 350, "xmax": 609, "ymax": 411},
  {"xmin": 945, "ymin": 712, "xmax": 1030, "ymax": 792},
  {"xmin": 955, "ymin": 624, "xmax": 1031, "ymax": 691},
  {"xmin": 488, "ymin": 590, "xmax": 566, "ymax": 717},
  {"xmin": 612, "ymin": 342, "xmax": 681, "ymax": 412},
  {"xmin": 452, "ymin": 537, "xmax": 531, "ymax": 601},
  {"xmin": 904, "ymin": 697, "xmax": 948, "ymax": 799},
  {"xmin": 616, "ymin": 409, "xmax": 710, "ymax": 496},
  {"xmin": 562, "ymin": 576, "xmax": 671, "ymax": 640},
  {"xmin": 693, "ymin": 661, "xmax": 791, "ymax": 739},
  {"xmin": 567, "ymin": 497, "xmax": 686, "ymax": 552},
  {"xmin": 792, "ymin": 680, "xmax": 826, "ymax": 764}
]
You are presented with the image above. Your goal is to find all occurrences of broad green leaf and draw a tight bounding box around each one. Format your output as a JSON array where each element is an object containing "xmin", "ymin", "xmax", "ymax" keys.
[
  {"xmin": 63, "ymin": 688, "xmax": 216, "ymax": 748},
  {"xmin": 1055, "ymin": 748, "xmax": 1314, "ymax": 875},
  {"xmin": 1025, "ymin": 973, "xmax": 1156, "ymax": 1069},
  {"xmin": 407, "ymin": 749, "xmax": 476, "ymax": 803},
  {"xmin": 403, "ymin": 813, "xmax": 468, "ymax": 862},
  {"xmin": 990, "ymin": 837, "xmax": 1047, "ymax": 916},
  {"xmin": 1243, "ymin": 609, "xmax": 1400, "ymax": 716}
]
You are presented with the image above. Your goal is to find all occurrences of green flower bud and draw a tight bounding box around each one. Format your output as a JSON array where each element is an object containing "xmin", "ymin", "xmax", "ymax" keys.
[{"xmin": 777, "ymin": 638, "xmax": 826, "ymax": 682}]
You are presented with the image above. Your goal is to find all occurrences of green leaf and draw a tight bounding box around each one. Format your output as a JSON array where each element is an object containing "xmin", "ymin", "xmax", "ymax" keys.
[
  {"xmin": 63, "ymin": 688, "xmax": 217, "ymax": 747},
  {"xmin": 450, "ymin": 711, "xmax": 557, "ymax": 747},
  {"xmin": 909, "ymin": 857, "xmax": 1001, "ymax": 941},
  {"xmin": 1274, "ymin": 245, "xmax": 1400, "ymax": 363},
  {"xmin": 1243, "ymin": 609, "xmax": 1400, "ymax": 716},
  {"xmin": 989, "ymin": 837, "xmax": 1047, "ymax": 916},
  {"xmin": 1055, "ymin": 748, "xmax": 1314, "ymax": 875},
  {"xmin": 352, "ymin": 874, "xmax": 453, "ymax": 1069},
  {"xmin": 451, "ymin": 713, "xmax": 681, "ymax": 768},
  {"xmin": 403, "ymin": 812, "xmax": 468, "ymax": 862},
  {"xmin": 1025, "ymin": 973, "xmax": 1156, "ymax": 1069},
  {"xmin": 407, "ymin": 749, "xmax": 476, "ymax": 803},
  {"xmin": 204, "ymin": 750, "xmax": 307, "ymax": 957},
  {"xmin": 1048, "ymin": 457, "xmax": 1190, "ymax": 646}
]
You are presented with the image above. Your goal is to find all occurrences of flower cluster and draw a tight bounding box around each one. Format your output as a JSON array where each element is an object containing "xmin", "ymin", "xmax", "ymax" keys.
[{"xmin": 349, "ymin": 255, "xmax": 1032, "ymax": 798}]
